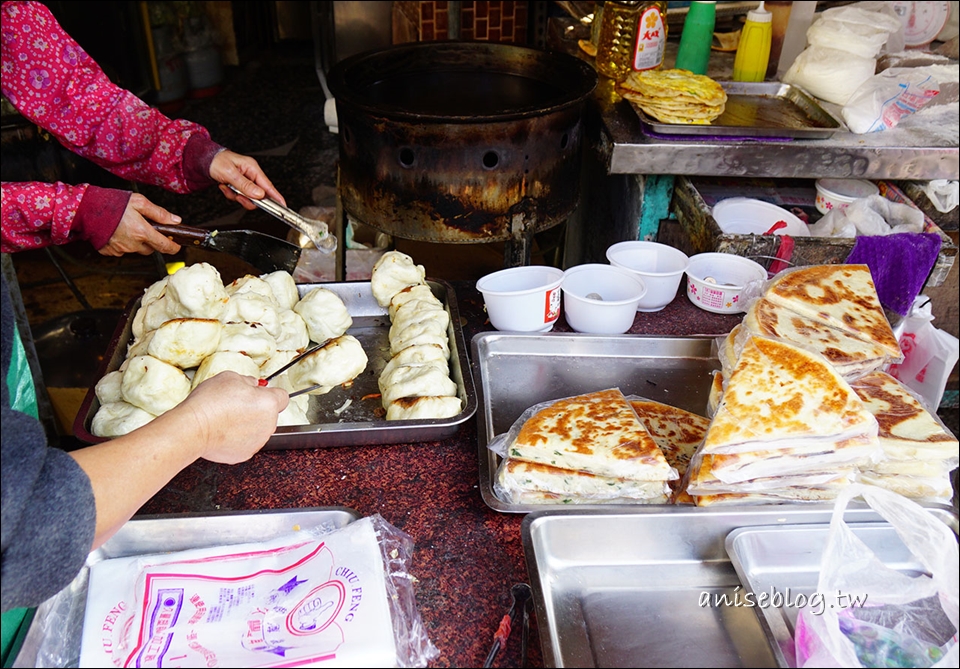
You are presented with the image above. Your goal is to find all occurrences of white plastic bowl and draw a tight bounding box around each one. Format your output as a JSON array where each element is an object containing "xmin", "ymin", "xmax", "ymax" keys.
[
  {"xmin": 561, "ymin": 264, "xmax": 647, "ymax": 334},
  {"xmin": 476, "ymin": 265, "xmax": 564, "ymax": 332},
  {"xmin": 606, "ymin": 240, "xmax": 690, "ymax": 312},
  {"xmin": 686, "ymin": 253, "xmax": 767, "ymax": 314},
  {"xmin": 815, "ymin": 178, "xmax": 879, "ymax": 214},
  {"xmin": 711, "ymin": 197, "xmax": 810, "ymax": 237}
]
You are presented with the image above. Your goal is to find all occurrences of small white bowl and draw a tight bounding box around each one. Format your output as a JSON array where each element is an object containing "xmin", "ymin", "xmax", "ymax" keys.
[
  {"xmin": 476, "ymin": 265, "xmax": 564, "ymax": 332},
  {"xmin": 686, "ymin": 253, "xmax": 767, "ymax": 314},
  {"xmin": 815, "ymin": 179, "xmax": 879, "ymax": 215},
  {"xmin": 561, "ymin": 264, "xmax": 647, "ymax": 334},
  {"xmin": 711, "ymin": 198, "xmax": 810, "ymax": 237},
  {"xmin": 606, "ymin": 240, "xmax": 690, "ymax": 312}
]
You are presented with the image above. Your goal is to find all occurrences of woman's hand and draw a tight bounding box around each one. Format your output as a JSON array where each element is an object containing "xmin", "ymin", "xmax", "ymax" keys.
[
  {"xmin": 209, "ymin": 149, "xmax": 286, "ymax": 209},
  {"xmin": 99, "ymin": 193, "xmax": 183, "ymax": 256}
]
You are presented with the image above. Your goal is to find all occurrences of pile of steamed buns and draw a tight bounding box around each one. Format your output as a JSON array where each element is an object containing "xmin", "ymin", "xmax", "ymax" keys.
[{"xmin": 91, "ymin": 251, "xmax": 462, "ymax": 438}]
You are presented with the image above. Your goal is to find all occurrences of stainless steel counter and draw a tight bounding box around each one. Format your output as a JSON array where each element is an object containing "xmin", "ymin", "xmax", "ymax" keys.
[{"xmin": 599, "ymin": 89, "xmax": 959, "ymax": 181}]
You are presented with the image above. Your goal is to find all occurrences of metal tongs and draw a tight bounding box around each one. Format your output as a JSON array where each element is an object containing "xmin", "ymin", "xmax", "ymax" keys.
[
  {"xmin": 257, "ymin": 338, "xmax": 332, "ymax": 397},
  {"xmin": 227, "ymin": 184, "xmax": 337, "ymax": 254},
  {"xmin": 483, "ymin": 583, "xmax": 532, "ymax": 668}
]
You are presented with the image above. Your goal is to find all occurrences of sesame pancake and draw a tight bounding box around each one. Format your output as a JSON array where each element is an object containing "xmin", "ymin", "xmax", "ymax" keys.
[
  {"xmin": 851, "ymin": 371, "xmax": 959, "ymax": 458},
  {"xmin": 509, "ymin": 388, "xmax": 676, "ymax": 481},
  {"xmin": 743, "ymin": 297, "xmax": 891, "ymax": 378},
  {"xmin": 763, "ymin": 265, "xmax": 901, "ymax": 360},
  {"xmin": 702, "ymin": 335, "xmax": 878, "ymax": 454},
  {"xmin": 629, "ymin": 399, "xmax": 709, "ymax": 478}
]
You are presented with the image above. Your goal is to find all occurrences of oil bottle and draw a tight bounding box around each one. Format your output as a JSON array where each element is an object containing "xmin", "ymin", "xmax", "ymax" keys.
[
  {"xmin": 732, "ymin": 1, "xmax": 773, "ymax": 82},
  {"xmin": 596, "ymin": 1, "xmax": 667, "ymax": 81}
]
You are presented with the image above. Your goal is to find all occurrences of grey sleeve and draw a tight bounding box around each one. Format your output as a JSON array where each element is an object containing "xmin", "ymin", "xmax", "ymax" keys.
[{"xmin": 0, "ymin": 409, "xmax": 97, "ymax": 611}]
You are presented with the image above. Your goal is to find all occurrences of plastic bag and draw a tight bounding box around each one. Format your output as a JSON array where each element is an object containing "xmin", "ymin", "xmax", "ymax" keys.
[
  {"xmin": 782, "ymin": 45, "xmax": 876, "ymax": 106},
  {"xmin": 809, "ymin": 194, "xmax": 926, "ymax": 237},
  {"xmin": 841, "ymin": 69, "xmax": 940, "ymax": 134},
  {"xmin": 794, "ymin": 484, "xmax": 959, "ymax": 668},
  {"xmin": 888, "ymin": 296, "xmax": 960, "ymax": 412}
]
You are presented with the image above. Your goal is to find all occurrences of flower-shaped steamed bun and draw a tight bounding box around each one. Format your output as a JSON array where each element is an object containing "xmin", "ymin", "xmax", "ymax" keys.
[
  {"xmin": 371, "ymin": 251, "xmax": 426, "ymax": 307},
  {"xmin": 121, "ymin": 355, "xmax": 191, "ymax": 414},
  {"xmin": 285, "ymin": 335, "xmax": 368, "ymax": 395},
  {"xmin": 166, "ymin": 262, "xmax": 229, "ymax": 320},
  {"xmin": 293, "ymin": 287, "xmax": 352, "ymax": 343}
]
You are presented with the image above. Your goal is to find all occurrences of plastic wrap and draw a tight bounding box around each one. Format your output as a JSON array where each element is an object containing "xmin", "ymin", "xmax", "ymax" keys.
[
  {"xmin": 794, "ymin": 484, "xmax": 959, "ymax": 668},
  {"xmin": 25, "ymin": 515, "xmax": 438, "ymax": 668}
]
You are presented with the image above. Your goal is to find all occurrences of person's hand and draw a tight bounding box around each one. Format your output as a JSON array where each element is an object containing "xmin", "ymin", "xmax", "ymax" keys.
[
  {"xmin": 209, "ymin": 149, "xmax": 286, "ymax": 210},
  {"xmin": 173, "ymin": 371, "xmax": 289, "ymax": 465},
  {"xmin": 99, "ymin": 193, "xmax": 184, "ymax": 256}
]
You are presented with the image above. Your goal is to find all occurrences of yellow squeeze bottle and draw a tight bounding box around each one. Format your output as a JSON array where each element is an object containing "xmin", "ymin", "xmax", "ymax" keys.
[{"xmin": 733, "ymin": 1, "xmax": 772, "ymax": 82}]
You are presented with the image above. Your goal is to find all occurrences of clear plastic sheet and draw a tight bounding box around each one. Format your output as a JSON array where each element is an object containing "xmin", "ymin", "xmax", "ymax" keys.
[{"xmin": 18, "ymin": 515, "xmax": 438, "ymax": 668}]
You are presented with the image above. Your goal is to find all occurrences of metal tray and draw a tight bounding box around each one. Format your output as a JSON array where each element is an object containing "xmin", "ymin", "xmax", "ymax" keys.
[
  {"xmin": 521, "ymin": 505, "xmax": 958, "ymax": 668},
  {"xmin": 726, "ymin": 522, "xmax": 959, "ymax": 668},
  {"xmin": 13, "ymin": 507, "xmax": 361, "ymax": 668},
  {"xmin": 74, "ymin": 280, "xmax": 477, "ymax": 449},
  {"xmin": 471, "ymin": 332, "xmax": 720, "ymax": 513},
  {"xmin": 630, "ymin": 82, "xmax": 843, "ymax": 139}
]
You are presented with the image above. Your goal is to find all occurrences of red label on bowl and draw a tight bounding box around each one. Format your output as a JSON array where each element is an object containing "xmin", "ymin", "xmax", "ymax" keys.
[{"xmin": 544, "ymin": 287, "xmax": 561, "ymax": 323}]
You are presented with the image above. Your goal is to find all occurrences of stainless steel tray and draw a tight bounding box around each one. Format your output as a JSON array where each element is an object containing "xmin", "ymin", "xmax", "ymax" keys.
[
  {"xmin": 74, "ymin": 280, "xmax": 477, "ymax": 448},
  {"xmin": 471, "ymin": 332, "xmax": 720, "ymax": 513},
  {"xmin": 522, "ymin": 505, "xmax": 959, "ymax": 668},
  {"xmin": 629, "ymin": 82, "xmax": 843, "ymax": 139},
  {"xmin": 726, "ymin": 522, "xmax": 959, "ymax": 668},
  {"xmin": 13, "ymin": 507, "xmax": 361, "ymax": 668}
]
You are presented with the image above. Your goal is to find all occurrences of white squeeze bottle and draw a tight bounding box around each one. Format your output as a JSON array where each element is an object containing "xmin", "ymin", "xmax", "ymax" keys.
[{"xmin": 733, "ymin": 1, "xmax": 772, "ymax": 82}]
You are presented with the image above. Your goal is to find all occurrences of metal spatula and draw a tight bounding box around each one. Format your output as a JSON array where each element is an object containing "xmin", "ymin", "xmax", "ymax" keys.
[{"xmin": 153, "ymin": 223, "xmax": 301, "ymax": 274}]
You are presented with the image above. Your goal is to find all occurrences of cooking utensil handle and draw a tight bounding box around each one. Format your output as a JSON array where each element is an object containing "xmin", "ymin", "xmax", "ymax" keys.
[{"xmin": 153, "ymin": 224, "xmax": 210, "ymax": 245}]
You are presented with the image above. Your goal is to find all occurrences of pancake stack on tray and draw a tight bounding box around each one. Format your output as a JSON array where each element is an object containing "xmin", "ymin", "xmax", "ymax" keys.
[
  {"xmin": 682, "ymin": 264, "xmax": 956, "ymax": 506},
  {"xmin": 618, "ymin": 68, "xmax": 727, "ymax": 125},
  {"xmin": 494, "ymin": 388, "xmax": 679, "ymax": 505}
]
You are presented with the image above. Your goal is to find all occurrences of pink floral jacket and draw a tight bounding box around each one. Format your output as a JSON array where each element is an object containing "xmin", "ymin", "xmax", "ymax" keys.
[{"xmin": 0, "ymin": 1, "xmax": 222, "ymax": 253}]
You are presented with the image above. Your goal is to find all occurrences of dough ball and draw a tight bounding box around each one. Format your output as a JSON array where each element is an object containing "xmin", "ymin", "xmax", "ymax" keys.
[
  {"xmin": 380, "ymin": 343, "xmax": 449, "ymax": 382},
  {"xmin": 225, "ymin": 275, "xmax": 278, "ymax": 303},
  {"xmin": 388, "ymin": 299, "xmax": 449, "ymax": 342},
  {"xmin": 261, "ymin": 270, "xmax": 300, "ymax": 311},
  {"xmin": 274, "ymin": 310, "xmax": 310, "ymax": 352},
  {"xmin": 121, "ymin": 355, "xmax": 191, "ymax": 414},
  {"xmin": 94, "ymin": 370, "xmax": 124, "ymax": 405},
  {"xmin": 221, "ymin": 293, "xmax": 282, "ymax": 339},
  {"xmin": 217, "ymin": 322, "xmax": 277, "ymax": 366},
  {"xmin": 91, "ymin": 400, "xmax": 157, "ymax": 437},
  {"xmin": 371, "ymin": 251, "xmax": 426, "ymax": 307},
  {"xmin": 386, "ymin": 395, "xmax": 463, "ymax": 421},
  {"xmin": 166, "ymin": 262, "xmax": 228, "ymax": 320},
  {"xmin": 388, "ymin": 284, "xmax": 441, "ymax": 321},
  {"xmin": 294, "ymin": 287, "xmax": 352, "ymax": 343},
  {"xmin": 192, "ymin": 351, "xmax": 261, "ymax": 389},
  {"xmin": 389, "ymin": 318, "xmax": 450, "ymax": 358},
  {"xmin": 147, "ymin": 318, "xmax": 223, "ymax": 369},
  {"xmin": 286, "ymin": 335, "xmax": 368, "ymax": 396},
  {"xmin": 379, "ymin": 363, "xmax": 457, "ymax": 407}
]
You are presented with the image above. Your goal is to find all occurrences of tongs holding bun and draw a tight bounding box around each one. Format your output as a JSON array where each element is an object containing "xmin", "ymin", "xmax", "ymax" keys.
[{"xmin": 227, "ymin": 184, "xmax": 337, "ymax": 254}]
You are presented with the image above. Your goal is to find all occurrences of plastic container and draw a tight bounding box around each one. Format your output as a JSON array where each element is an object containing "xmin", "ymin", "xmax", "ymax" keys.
[
  {"xmin": 476, "ymin": 266, "xmax": 564, "ymax": 332},
  {"xmin": 711, "ymin": 198, "xmax": 810, "ymax": 237},
  {"xmin": 686, "ymin": 253, "xmax": 767, "ymax": 314},
  {"xmin": 561, "ymin": 264, "xmax": 647, "ymax": 334},
  {"xmin": 733, "ymin": 1, "xmax": 772, "ymax": 82},
  {"xmin": 675, "ymin": 1, "xmax": 716, "ymax": 75},
  {"xmin": 815, "ymin": 179, "xmax": 880, "ymax": 214},
  {"xmin": 605, "ymin": 240, "xmax": 689, "ymax": 312}
]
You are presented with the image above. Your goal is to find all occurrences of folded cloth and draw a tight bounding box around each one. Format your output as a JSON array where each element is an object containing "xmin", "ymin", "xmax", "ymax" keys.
[{"xmin": 846, "ymin": 232, "xmax": 942, "ymax": 316}]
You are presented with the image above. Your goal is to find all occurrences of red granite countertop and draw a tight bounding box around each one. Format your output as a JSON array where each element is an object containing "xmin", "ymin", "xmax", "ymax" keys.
[{"xmin": 137, "ymin": 280, "xmax": 741, "ymax": 668}]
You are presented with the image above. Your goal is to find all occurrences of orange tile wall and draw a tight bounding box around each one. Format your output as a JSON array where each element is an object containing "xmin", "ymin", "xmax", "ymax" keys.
[{"xmin": 410, "ymin": 1, "xmax": 529, "ymax": 43}]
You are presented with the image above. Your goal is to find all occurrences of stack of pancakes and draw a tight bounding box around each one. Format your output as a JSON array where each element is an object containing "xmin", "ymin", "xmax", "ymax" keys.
[{"xmin": 618, "ymin": 68, "xmax": 727, "ymax": 125}]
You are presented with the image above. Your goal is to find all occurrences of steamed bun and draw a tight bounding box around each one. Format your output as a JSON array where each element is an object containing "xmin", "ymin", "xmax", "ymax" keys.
[
  {"xmin": 386, "ymin": 395, "xmax": 462, "ymax": 421},
  {"xmin": 91, "ymin": 400, "xmax": 157, "ymax": 437},
  {"xmin": 121, "ymin": 355, "xmax": 191, "ymax": 414},
  {"xmin": 285, "ymin": 335, "xmax": 368, "ymax": 395},
  {"xmin": 166, "ymin": 262, "xmax": 229, "ymax": 320},
  {"xmin": 260, "ymin": 270, "xmax": 300, "ymax": 311},
  {"xmin": 294, "ymin": 287, "xmax": 352, "ymax": 343},
  {"xmin": 145, "ymin": 318, "xmax": 223, "ymax": 368},
  {"xmin": 371, "ymin": 251, "xmax": 426, "ymax": 307},
  {"xmin": 192, "ymin": 351, "xmax": 261, "ymax": 389}
]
